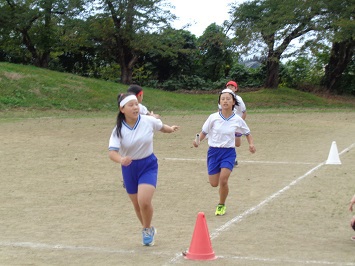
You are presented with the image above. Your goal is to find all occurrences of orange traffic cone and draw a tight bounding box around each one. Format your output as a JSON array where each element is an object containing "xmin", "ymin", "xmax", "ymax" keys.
[{"xmin": 184, "ymin": 212, "xmax": 216, "ymax": 260}]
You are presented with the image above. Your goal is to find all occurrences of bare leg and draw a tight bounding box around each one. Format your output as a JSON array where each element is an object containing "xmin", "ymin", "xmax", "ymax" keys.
[
  {"xmin": 218, "ymin": 168, "xmax": 231, "ymax": 204},
  {"xmin": 137, "ymin": 184, "xmax": 155, "ymax": 228},
  {"xmin": 235, "ymin": 137, "xmax": 241, "ymax": 166},
  {"xmin": 128, "ymin": 193, "xmax": 143, "ymax": 226},
  {"xmin": 209, "ymin": 173, "xmax": 220, "ymax": 187},
  {"xmin": 128, "ymin": 184, "xmax": 155, "ymax": 228},
  {"xmin": 208, "ymin": 167, "xmax": 231, "ymax": 204}
]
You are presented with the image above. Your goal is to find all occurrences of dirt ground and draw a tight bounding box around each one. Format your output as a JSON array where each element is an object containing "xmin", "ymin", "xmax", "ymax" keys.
[{"xmin": 0, "ymin": 111, "xmax": 355, "ymax": 266}]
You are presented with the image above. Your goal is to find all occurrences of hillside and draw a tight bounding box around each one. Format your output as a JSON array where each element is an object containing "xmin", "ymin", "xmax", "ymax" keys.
[{"xmin": 1, "ymin": 62, "xmax": 354, "ymax": 114}]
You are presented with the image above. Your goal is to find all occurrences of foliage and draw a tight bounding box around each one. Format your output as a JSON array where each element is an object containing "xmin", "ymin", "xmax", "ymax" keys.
[
  {"xmin": 281, "ymin": 56, "xmax": 323, "ymax": 88},
  {"xmin": 317, "ymin": 0, "xmax": 355, "ymax": 93},
  {"xmin": 196, "ymin": 23, "xmax": 234, "ymax": 82},
  {"xmin": 94, "ymin": 0, "xmax": 176, "ymax": 84},
  {"xmin": 226, "ymin": 0, "xmax": 351, "ymax": 89},
  {"xmin": 133, "ymin": 28, "xmax": 199, "ymax": 84},
  {"xmin": 0, "ymin": 1, "xmax": 353, "ymax": 94},
  {"xmin": 48, "ymin": 17, "xmax": 101, "ymax": 77},
  {"xmin": 332, "ymin": 56, "xmax": 355, "ymax": 95},
  {"xmin": 227, "ymin": 63, "xmax": 264, "ymax": 88},
  {"xmin": 226, "ymin": 0, "xmax": 355, "ymax": 88},
  {"xmin": 159, "ymin": 75, "xmax": 208, "ymax": 91},
  {"xmin": 0, "ymin": 0, "xmax": 86, "ymax": 67}
]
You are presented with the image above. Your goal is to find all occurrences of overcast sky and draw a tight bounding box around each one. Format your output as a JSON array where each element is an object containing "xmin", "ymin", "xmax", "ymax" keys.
[{"xmin": 169, "ymin": 0, "xmax": 245, "ymax": 37}]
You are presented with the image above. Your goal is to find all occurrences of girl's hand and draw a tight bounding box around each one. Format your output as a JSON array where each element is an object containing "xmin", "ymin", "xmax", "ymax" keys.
[
  {"xmin": 150, "ymin": 111, "xmax": 160, "ymax": 119},
  {"xmin": 249, "ymin": 145, "xmax": 256, "ymax": 153},
  {"xmin": 171, "ymin": 125, "xmax": 179, "ymax": 132},
  {"xmin": 121, "ymin": 156, "xmax": 133, "ymax": 166}
]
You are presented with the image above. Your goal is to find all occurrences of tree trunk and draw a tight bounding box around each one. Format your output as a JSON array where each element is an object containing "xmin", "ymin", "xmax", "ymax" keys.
[
  {"xmin": 322, "ymin": 39, "xmax": 354, "ymax": 93},
  {"xmin": 39, "ymin": 2, "xmax": 53, "ymax": 68},
  {"xmin": 118, "ymin": 46, "xmax": 138, "ymax": 84},
  {"xmin": 264, "ymin": 56, "xmax": 280, "ymax": 88},
  {"xmin": 38, "ymin": 52, "xmax": 50, "ymax": 68},
  {"xmin": 106, "ymin": 0, "xmax": 138, "ymax": 84},
  {"xmin": 19, "ymin": 3, "xmax": 52, "ymax": 68},
  {"xmin": 120, "ymin": 63, "xmax": 133, "ymax": 84},
  {"xmin": 262, "ymin": 32, "xmax": 281, "ymax": 89}
]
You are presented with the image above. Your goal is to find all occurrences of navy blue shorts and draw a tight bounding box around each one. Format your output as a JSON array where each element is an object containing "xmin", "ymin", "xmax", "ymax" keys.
[
  {"xmin": 207, "ymin": 147, "xmax": 236, "ymax": 175},
  {"xmin": 121, "ymin": 153, "xmax": 158, "ymax": 194}
]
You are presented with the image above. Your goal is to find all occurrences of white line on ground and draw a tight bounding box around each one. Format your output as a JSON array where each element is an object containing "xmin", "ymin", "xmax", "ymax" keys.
[
  {"xmin": 218, "ymin": 255, "xmax": 355, "ymax": 265},
  {"xmin": 164, "ymin": 158, "xmax": 315, "ymax": 165},
  {"xmin": 1, "ymin": 241, "xmax": 354, "ymax": 266},
  {"xmin": 1, "ymin": 144, "xmax": 353, "ymax": 265},
  {"xmin": 0, "ymin": 241, "xmax": 172, "ymax": 256},
  {"xmin": 0, "ymin": 242, "xmax": 355, "ymax": 266},
  {"xmin": 167, "ymin": 143, "xmax": 355, "ymax": 264}
]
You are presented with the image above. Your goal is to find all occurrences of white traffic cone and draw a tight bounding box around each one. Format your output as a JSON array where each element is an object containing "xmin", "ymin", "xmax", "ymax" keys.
[{"xmin": 325, "ymin": 141, "xmax": 341, "ymax": 165}]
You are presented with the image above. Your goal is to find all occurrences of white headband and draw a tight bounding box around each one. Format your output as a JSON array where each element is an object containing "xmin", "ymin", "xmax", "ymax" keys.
[
  {"xmin": 221, "ymin": 88, "xmax": 235, "ymax": 94},
  {"xmin": 120, "ymin": 95, "xmax": 138, "ymax": 107}
]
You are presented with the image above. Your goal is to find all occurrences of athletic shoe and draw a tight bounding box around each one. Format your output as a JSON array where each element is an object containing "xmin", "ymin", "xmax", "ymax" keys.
[
  {"xmin": 234, "ymin": 160, "xmax": 238, "ymax": 167},
  {"xmin": 351, "ymin": 236, "xmax": 355, "ymax": 241},
  {"xmin": 142, "ymin": 226, "xmax": 156, "ymax": 246},
  {"xmin": 215, "ymin": 204, "xmax": 226, "ymax": 216}
]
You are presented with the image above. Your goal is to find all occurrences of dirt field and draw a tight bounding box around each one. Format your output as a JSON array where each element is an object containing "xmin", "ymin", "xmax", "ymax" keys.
[{"xmin": 0, "ymin": 111, "xmax": 355, "ymax": 265}]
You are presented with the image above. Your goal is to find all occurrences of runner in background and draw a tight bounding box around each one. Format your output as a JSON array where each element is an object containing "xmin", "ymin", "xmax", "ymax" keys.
[
  {"xmin": 127, "ymin": 84, "xmax": 160, "ymax": 118},
  {"xmin": 221, "ymin": 80, "xmax": 247, "ymax": 166}
]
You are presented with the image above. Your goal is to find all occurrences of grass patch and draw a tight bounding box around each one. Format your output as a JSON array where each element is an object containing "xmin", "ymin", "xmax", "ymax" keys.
[{"xmin": 1, "ymin": 62, "xmax": 354, "ymax": 118}]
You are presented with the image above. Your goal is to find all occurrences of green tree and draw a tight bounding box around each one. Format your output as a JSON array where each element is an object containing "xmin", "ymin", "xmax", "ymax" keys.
[
  {"xmin": 197, "ymin": 23, "xmax": 234, "ymax": 82},
  {"xmin": 320, "ymin": 0, "xmax": 355, "ymax": 93},
  {"xmin": 281, "ymin": 56, "xmax": 322, "ymax": 89},
  {"xmin": 0, "ymin": 0, "xmax": 85, "ymax": 67},
  {"xmin": 227, "ymin": 0, "xmax": 323, "ymax": 88},
  {"xmin": 134, "ymin": 28, "xmax": 198, "ymax": 83},
  {"xmin": 96, "ymin": 0, "xmax": 175, "ymax": 84}
]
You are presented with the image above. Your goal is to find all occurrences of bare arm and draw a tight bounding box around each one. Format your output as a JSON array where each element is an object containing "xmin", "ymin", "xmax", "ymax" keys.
[
  {"xmin": 160, "ymin": 124, "xmax": 179, "ymax": 133},
  {"xmin": 245, "ymin": 134, "xmax": 256, "ymax": 153},
  {"xmin": 242, "ymin": 111, "xmax": 247, "ymax": 120},
  {"xmin": 349, "ymin": 194, "xmax": 355, "ymax": 212}
]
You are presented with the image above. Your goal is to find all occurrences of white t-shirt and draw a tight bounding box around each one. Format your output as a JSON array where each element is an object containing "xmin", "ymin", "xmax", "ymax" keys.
[
  {"xmin": 108, "ymin": 115, "xmax": 163, "ymax": 159},
  {"xmin": 139, "ymin": 103, "xmax": 149, "ymax": 115},
  {"xmin": 234, "ymin": 95, "xmax": 246, "ymax": 118},
  {"xmin": 202, "ymin": 112, "xmax": 251, "ymax": 148}
]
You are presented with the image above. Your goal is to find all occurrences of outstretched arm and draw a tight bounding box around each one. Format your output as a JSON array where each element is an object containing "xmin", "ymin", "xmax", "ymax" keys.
[{"xmin": 160, "ymin": 124, "xmax": 179, "ymax": 133}]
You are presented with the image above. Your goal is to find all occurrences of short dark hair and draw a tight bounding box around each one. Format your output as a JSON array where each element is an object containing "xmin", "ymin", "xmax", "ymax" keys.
[{"xmin": 127, "ymin": 84, "xmax": 142, "ymax": 95}]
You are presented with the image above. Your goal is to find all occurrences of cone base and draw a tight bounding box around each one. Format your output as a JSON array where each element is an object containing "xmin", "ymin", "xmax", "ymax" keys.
[
  {"xmin": 325, "ymin": 161, "xmax": 341, "ymax": 165},
  {"xmin": 184, "ymin": 251, "xmax": 216, "ymax": 261}
]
